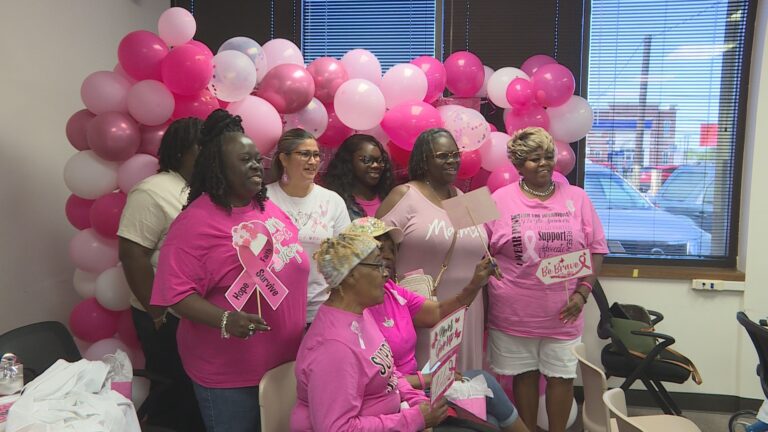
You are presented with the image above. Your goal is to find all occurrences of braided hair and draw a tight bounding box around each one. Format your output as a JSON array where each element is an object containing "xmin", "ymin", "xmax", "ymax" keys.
[
  {"xmin": 187, "ymin": 109, "xmax": 267, "ymax": 213},
  {"xmin": 157, "ymin": 117, "xmax": 202, "ymax": 173},
  {"xmin": 408, "ymin": 128, "xmax": 454, "ymax": 181}
]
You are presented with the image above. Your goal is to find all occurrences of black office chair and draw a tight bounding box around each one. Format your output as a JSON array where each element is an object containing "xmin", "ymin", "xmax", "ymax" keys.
[
  {"xmin": 736, "ymin": 312, "xmax": 768, "ymax": 399},
  {"xmin": 591, "ymin": 280, "xmax": 701, "ymax": 416}
]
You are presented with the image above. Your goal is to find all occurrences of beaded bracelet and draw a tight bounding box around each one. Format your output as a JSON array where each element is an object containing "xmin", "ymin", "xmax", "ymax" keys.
[
  {"xmin": 577, "ymin": 281, "xmax": 593, "ymax": 293},
  {"xmin": 574, "ymin": 290, "xmax": 589, "ymax": 304},
  {"xmin": 220, "ymin": 311, "xmax": 231, "ymax": 339}
]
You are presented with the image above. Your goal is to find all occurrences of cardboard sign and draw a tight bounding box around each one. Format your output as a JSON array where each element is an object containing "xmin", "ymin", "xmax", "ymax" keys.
[
  {"xmin": 429, "ymin": 307, "xmax": 466, "ymax": 366},
  {"xmin": 442, "ymin": 187, "xmax": 500, "ymax": 230},
  {"xmin": 430, "ymin": 352, "xmax": 458, "ymax": 405},
  {"xmin": 536, "ymin": 248, "xmax": 593, "ymax": 285}
]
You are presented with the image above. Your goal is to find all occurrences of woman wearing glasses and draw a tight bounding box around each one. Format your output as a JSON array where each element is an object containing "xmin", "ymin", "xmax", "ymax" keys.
[
  {"xmin": 266, "ymin": 128, "xmax": 351, "ymax": 324},
  {"xmin": 322, "ymin": 134, "xmax": 394, "ymax": 220},
  {"xmin": 376, "ymin": 128, "xmax": 488, "ymax": 372}
]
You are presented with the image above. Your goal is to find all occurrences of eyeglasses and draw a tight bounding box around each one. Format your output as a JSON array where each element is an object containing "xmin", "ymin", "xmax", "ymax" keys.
[
  {"xmin": 292, "ymin": 150, "xmax": 323, "ymax": 161},
  {"xmin": 432, "ymin": 151, "xmax": 461, "ymax": 163},
  {"xmin": 358, "ymin": 261, "xmax": 388, "ymax": 274},
  {"xmin": 358, "ymin": 155, "xmax": 388, "ymax": 167}
]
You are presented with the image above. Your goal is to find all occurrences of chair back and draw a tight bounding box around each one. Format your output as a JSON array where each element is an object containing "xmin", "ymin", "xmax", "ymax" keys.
[
  {"xmin": 574, "ymin": 343, "xmax": 612, "ymax": 432},
  {"xmin": 259, "ymin": 361, "xmax": 297, "ymax": 432},
  {"xmin": 737, "ymin": 311, "xmax": 768, "ymax": 399},
  {"xmin": 603, "ymin": 388, "xmax": 643, "ymax": 432},
  {"xmin": 592, "ymin": 280, "xmax": 613, "ymax": 340},
  {"xmin": 0, "ymin": 321, "xmax": 82, "ymax": 381}
]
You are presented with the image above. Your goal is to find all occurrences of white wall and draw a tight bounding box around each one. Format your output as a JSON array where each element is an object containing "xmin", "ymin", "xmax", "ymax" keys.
[{"xmin": 0, "ymin": 0, "xmax": 167, "ymax": 333}]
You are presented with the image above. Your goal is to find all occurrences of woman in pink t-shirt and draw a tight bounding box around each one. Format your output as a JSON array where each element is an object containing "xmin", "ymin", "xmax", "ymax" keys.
[
  {"xmin": 485, "ymin": 127, "xmax": 608, "ymax": 432},
  {"xmin": 322, "ymin": 134, "xmax": 394, "ymax": 220},
  {"xmin": 151, "ymin": 110, "xmax": 310, "ymax": 432}
]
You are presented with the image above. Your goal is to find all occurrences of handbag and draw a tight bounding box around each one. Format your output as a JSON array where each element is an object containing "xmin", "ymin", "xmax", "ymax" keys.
[{"xmin": 397, "ymin": 231, "xmax": 458, "ymax": 301}]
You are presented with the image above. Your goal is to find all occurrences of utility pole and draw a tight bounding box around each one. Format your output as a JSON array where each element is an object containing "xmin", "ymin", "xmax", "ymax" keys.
[{"xmin": 635, "ymin": 34, "xmax": 652, "ymax": 173}]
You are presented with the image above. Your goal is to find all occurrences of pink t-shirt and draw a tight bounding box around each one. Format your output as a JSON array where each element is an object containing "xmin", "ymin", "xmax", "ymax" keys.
[
  {"xmin": 151, "ymin": 195, "xmax": 310, "ymax": 388},
  {"xmin": 357, "ymin": 197, "xmax": 382, "ymax": 217},
  {"xmin": 485, "ymin": 183, "xmax": 609, "ymax": 339},
  {"xmin": 367, "ymin": 280, "xmax": 426, "ymax": 375},
  {"xmin": 291, "ymin": 305, "xmax": 427, "ymax": 432}
]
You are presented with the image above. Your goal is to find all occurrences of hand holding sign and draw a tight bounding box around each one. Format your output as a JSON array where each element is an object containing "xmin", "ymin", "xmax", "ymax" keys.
[
  {"xmin": 225, "ymin": 311, "xmax": 270, "ymax": 339},
  {"xmin": 419, "ymin": 398, "xmax": 449, "ymax": 428}
]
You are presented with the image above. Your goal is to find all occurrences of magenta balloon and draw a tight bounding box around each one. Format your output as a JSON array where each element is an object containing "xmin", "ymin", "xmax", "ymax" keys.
[
  {"xmin": 187, "ymin": 40, "xmax": 214, "ymax": 61},
  {"xmin": 117, "ymin": 30, "xmax": 169, "ymax": 81},
  {"xmin": 520, "ymin": 54, "xmax": 557, "ymax": 76},
  {"xmin": 552, "ymin": 171, "xmax": 570, "ymax": 185},
  {"xmin": 138, "ymin": 123, "xmax": 168, "ymax": 156},
  {"xmin": 66, "ymin": 110, "xmax": 95, "ymax": 150},
  {"xmin": 554, "ymin": 141, "xmax": 576, "ymax": 175},
  {"xmin": 457, "ymin": 149, "xmax": 482, "ymax": 180},
  {"xmin": 380, "ymin": 101, "xmax": 443, "ymax": 151},
  {"xmin": 81, "ymin": 71, "xmax": 132, "ymax": 115},
  {"xmin": 469, "ymin": 168, "xmax": 492, "ymax": 191},
  {"xmin": 227, "ymin": 96, "xmax": 283, "ymax": 153},
  {"xmin": 489, "ymin": 123, "xmax": 498, "ymax": 132},
  {"xmin": 89, "ymin": 192, "xmax": 127, "ymax": 239},
  {"xmin": 256, "ymin": 63, "xmax": 315, "ymax": 114},
  {"xmin": 65, "ymin": 195, "xmax": 95, "ymax": 230},
  {"xmin": 532, "ymin": 63, "xmax": 575, "ymax": 108},
  {"xmin": 172, "ymin": 89, "xmax": 219, "ymax": 120},
  {"xmin": 487, "ymin": 164, "xmax": 521, "ymax": 192},
  {"xmin": 69, "ymin": 298, "xmax": 121, "ymax": 343},
  {"xmin": 443, "ymin": 51, "xmax": 484, "ymax": 97},
  {"xmin": 411, "ymin": 56, "xmax": 447, "ymax": 103},
  {"xmin": 504, "ymin": 106, "xmax": 550, "ymax": 135},
  {"xmin": 318, "ymin": 104, "xmax": 353, "ymax": 149},
  {"xmin": 506, "ymin": 78, "xmax": 534, "ymax": 110},
  {"xmin": 307, "ymin": 57, "xmax": 349, "ymax": 105},
  {"xmin": 118, "ymin": 154, "xmax": 160, "ymax": 193},
  {"xmin": 161, "ymin": 44, "xmax": 214, "ymax": 96},
  {"xmin": 117, "ymin": 311, "xmax": 141, "ymax": 349},
  {"xmin": 127, "ymin": 80, "xmax": 175, "ymax": 125},
  {"xmin": 87, "ymin": 112, "xmax": 140, "ymax": 162},
  {"xmin": 69, "ymin": 228, "xmax": 119, "ymax": 274}
]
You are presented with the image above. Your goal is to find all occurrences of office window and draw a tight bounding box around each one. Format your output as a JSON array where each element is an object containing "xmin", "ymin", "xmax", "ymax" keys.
[{"xmin": 585, "ymin": 0, "xmax": 755, "ymax": 264}]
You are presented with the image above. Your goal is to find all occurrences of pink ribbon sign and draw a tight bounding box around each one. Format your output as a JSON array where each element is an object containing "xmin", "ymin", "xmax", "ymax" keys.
[
  {"xmin": 225, "ymin": 220, "xmax": 289, "ymax": 311},
  {"xmin": 536, "ymin": 248, "xmax": 593, "ymax": 285}
]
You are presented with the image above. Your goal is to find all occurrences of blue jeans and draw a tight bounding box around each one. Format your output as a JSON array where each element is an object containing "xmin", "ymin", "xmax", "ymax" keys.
[
  {"xmin": 192, "ymin": 382, "xmax": 260, "ymax": 432},
  {"xmin": 462, "ymin": 370, "xmax": 520, "ymax": 428}
]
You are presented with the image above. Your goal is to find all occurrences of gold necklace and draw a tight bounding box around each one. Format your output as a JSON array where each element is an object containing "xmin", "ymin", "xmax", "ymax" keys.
[{"xmin": 520, "ymin": 179, "xmax": 555, "ymax": 197}]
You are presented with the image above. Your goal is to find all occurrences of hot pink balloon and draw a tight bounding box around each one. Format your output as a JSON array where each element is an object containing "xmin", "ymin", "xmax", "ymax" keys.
[
  {"xmin": 341, "ymin": 49, "xmax": 382, "ymax": 86},
  {"xmin": 117, "ymin": 311, "xmax": 141, "ymax": 349},
  {"xmin": 521, "ymin": 54, "xmax": 557, "ymax": 76},
  {"xmin": 487, "ymin": 163, "xmax": 521, "ymax": 192},
  {"xmin": 283, "ymin": 98, "xmax": 328, "ymax": 137},
  {"xmin": 554, "ymin": 141, "xmax": 576, "ymax": 175},
  {"xmin": 66, "ymin": 110, "xmax": 95, "ymax": 150},
  {"xmin": 307, "ymin": 57, "xmax": 349, "ymax": 105},
  {"xmin": 457, "ymin": 149, "xmax": 482, "ymax": 180},
  {"xmin": 381, "ymin": 64, "xmax": 428, "ymax": 108},
  {"xmin": 187, "ymin": 40, "xmax": 214, "ymax": 61},
  {"xmin": 469, "ymin": 168, "xmax": 492, "ymax": 191},
  {"xmin": 89, "ymin": 192, "xmax": 127, "ymax": 239},
  {"xmin": 380, "ymin": 101, "xmax": 443, "ymax": 151},
  {"xmin": 157, "ymin": 7, "xmax": 196, "ymax": 47},
  {"xmin": 118, "ymin": 30, "xmax": 169, "ymax": 81},
  {"xmin": 480, "ymin": 131, "xmax": 512, "ymax": 172},
  {"xmin": 552, "ymin": 171, "xmax": 570, "ymax": 185},
  {"xmin": 443, "ymin": 51, "xmax": 484, "ymax": 97},
  {"xmin": 227, "ymin": 96, "xmax": 283, "ymax": 154},
  {"xmin": 69, "ymin": 298, "xmax": 121, "ymax": 343},
  {"xmin": 318, "ymin": 104, "xmax": 353, "ymax": 149},
  {"xmin": 69, "ymin": 228, "xmax": 119, "ymax": 274},
  {"xmin": 128, "ymin": 80, "xmax": 175, "ymax": 125},
  {"xmin": 161, "ymin": 44, "xmax": 213, "ymax": 96},
  {"xmin": 488, "ymin": 123, "xmax": 498, "ymax": 132},
  {"xmin": 504, "ymin": 106, "xmax": 550, "ymax": 135},
  {"xmin": 118, "ymin": 154, "xmax": 160, "ymax": 193},
  {"xmin": 80, "ymin": 71, "xmax": 131, "ymax": 115},
  {"xmin": 411, "ymin": 56, "xmax": 447, "ymax": 103},
  {"xmin": 172, "ymin": 89, "xmax": 220, "ymax": 120},
  {"xmin": 263, "ymin": 38, "xmax": 304, "ymax": 72},
  {"xmin": 334, "ymin": 78, "xmax": 386, "ymax": 130},
  {"xmin": 506, "ymin": 78, "xmax": 534, "ymax": 110},
  {"xmin": 256, "ymin": 63, "xmax": 315, "ymax": 114},
  {"xmin": 66, "ymin": 195, "xmax": 95, "ymax": 230},
  {"xmin": 87, "ymin": 112, "xmax": 140, "ymax": 162},
  {"xmin": 532, "ymin": 63, "xmax": 576, "ymax": 108},
  {"xmin": 139, "ymin": 123, "xmax": 168, "ymax": 156}
]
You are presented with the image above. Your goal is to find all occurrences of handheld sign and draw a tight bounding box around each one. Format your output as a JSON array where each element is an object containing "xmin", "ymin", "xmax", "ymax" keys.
[
  {"xmin": 442, "ymin": 187, "xmax": 500, "ymax": 230},
  {"xmin": 429, "ymin": 307, "xmax": 466, "ymax": 367},
  {"xmin": 536, "ymin": 248, "xmax": 593, "ymax": 285},
  {"xmin": 430, "ymin": 352, "xmax": 458, "ymax": 405}
]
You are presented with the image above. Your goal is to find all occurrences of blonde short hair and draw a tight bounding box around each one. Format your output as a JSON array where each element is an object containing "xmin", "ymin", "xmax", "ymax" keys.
[{"xmin": 507, "ymin": 127, "xmax": 555, "ymax": 167}]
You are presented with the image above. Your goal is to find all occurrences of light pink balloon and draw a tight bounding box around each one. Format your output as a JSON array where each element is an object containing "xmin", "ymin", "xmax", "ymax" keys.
[
  {"xmin": 552, "ymin": 171, "xmax": 570, "ymax": 185},
  {"xmin": 112, "ymin": 63, "xmax": 137, "ymax": 85},
  {"xmin": 307, "ymin": 57, "xmax": 349, "ymax": 105},
  {"xmin": 89, "ymin": 191, "xmax": 127, "ymax": 239},
  {"xmin": 117, "ymin": 311, "xmax": 141, "ymax": 349},
  {"xmin": 228, "ymin": 96, "xmax": 283, "ymax": 154},
  {"xmin": 554, "ymin": 141, "xmax": 576, "ymax": 175},
  {"xmin": 504, "ymin": 105, "xmax": 550, "ymax": 135},
  {"xmin": 318, "ymin": 105, "xmax": 353, "ymax": 149},
  {"xmin": 118, "ymin": 31, "xmax": 169, "ymax": 81},
  {"xmin": 487, "ymin": 67, "xmax": 530, "ymax": 109},
  {"xmin": 209, "ymin": 50, "xmax": 258, "ymax": 102},
  {"xmin": 263, "ymin": 38, "xmax": 304, "ymax": 72},
  {"xmin": 63, "ymin": 151, "xmax": 119, "ymax": 199},
  {"xmin": 506, "ymin": 78, "xmax": 534, "ymax": 111},
  {"xmin": 69, "ymin": 228, "xmax": 119, "ymax": 274},
  {"xmin": 158, "ymin": 7, "xmax": 196, "ymax": 47},
  {"xmin": 172, "ymin": 89, "xmax": 220, "ymax": 120},
  {"xmin": 356, "ymin": 124, "xmax": 389, "ymax": 145},
  {"xmin": 480, "ymin": 131, "xmax": 512, "ymax": 171},
  {"xmin": 380, "ymin": 101, "xmax": 443, "ymax": 151},
  {"xmin": 161, "ymin": 44, "xmax": 214, "ymax": 96},
  {"xmin": 381, "ymin": 64, "xmax": 428, "ymax": 108},
  {"xmin": 437, "ymin": 104, "xmax": 462, "ymax": 123},
  {"xmin": 283, "ymin": 98, "xmax": 328, "ymax": 137},
  {"xmin": 547, "ymin": 95, "xmax": 594, "ymax": 143},
  {"xmin": 84, "ymin": 338, "xmax": 130, "ymax": 361},
  {"xmin": 87, "ymin": 112, "xmax": 140, "ymax": 162},
  {"xmin": 138, "ymin": 123, "xmax": 168, "ymax": 156},
  {"xmin": 69, "ymin": 298, "xmax": 121, "ymax": 343},
  {"xmin": 487, "ymin": 163, "xmax": 521, "ymax": 192},
  {"xmin": 411, "ymin": 56, "xmax": 447, "ymax": 103},
  {"xmin": 475, "ymin": 65, "xmax": 494, "ymax": 98},
  {"xmin": 95, "ymin": 266, "xmax": 132, "ymax": 311},
  {"xmin": 521, "ymin": 54, "xmax": 557, "ymax": 76},
  {"xmin": 127, "ymin": 80, "xmax": 175, "ymax": 126},
  {"xmin": 66, "ymin": 194, "xmax": 95, "ymax": 230},
  {"xmin": 81, "ymin": 71, "xmax": 131, "ymax": 115},
  {"xmin": 66, "ymin": 110, "xmax": 95, "ymax": 151},
  {"xmin": 256, "ymin": 64, "xmax": 315, "ymax": 114},
  {"xmin": 341, "ymin": 49, "xmax": 382, "ymax": 86},
  {"xmin": 444, "ymin": 107, "xmax": 490, "ymax": 151},
  {"xmin": 532, "ymin": 63, "xmax": 576, "ymax": 108},
  {"xmin": 334, "ymin": 78, "xmax": 386, "ymax": 130},
  {"xmin": 443, "ymin": 51, "xmax": 484, "ymax": 97},
  {"xmin": 118, "ymin": 154, "xmax": 160, "ymax": 193}
]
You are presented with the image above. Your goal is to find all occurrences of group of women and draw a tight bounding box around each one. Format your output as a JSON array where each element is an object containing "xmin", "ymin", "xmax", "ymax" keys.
[{"xmin": 120, "ymin": 106, "xmax": 607, "ymax": 432}]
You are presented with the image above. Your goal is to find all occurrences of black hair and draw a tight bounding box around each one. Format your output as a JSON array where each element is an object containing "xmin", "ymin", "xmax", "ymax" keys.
[
  {"xmin": 269, "ymin": 128, "xmax": 317, "ymax": 183},
  {"xmin": 322, "ymin": 134, "xmax": 394, "ymax": 215},
  {"xmin": 407, "ymin": 128, "xmax": 454, "ymax": 181},
  {"xmin": 187, "ymin": 109, "xmax": 267, "ymax": 213},
  {"xmin": 157, "ymin": 117, "xmax": 202, "ymax": 173}
]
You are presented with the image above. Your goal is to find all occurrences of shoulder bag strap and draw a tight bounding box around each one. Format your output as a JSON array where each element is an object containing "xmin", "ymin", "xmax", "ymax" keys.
[{"xmin": 433, "ymin": 230, "xmax": 458, "ymax": 292}]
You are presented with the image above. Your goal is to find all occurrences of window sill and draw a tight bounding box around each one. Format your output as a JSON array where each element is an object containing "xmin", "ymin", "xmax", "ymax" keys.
[{"xmin": 600, "ymin": 263, "xmax": 745, "ymax": 281}]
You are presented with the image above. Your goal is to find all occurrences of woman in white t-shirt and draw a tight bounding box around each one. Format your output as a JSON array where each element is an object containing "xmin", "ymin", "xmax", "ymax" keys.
[{"xmin": 266, "ymin": 129, "xmax": 351, "ymax": 324}]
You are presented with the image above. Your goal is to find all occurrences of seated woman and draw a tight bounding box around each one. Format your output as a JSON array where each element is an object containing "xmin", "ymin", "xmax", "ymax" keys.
[{"xmin": 291, "ymin": 232, "xmax": 447, "ymax": 432}]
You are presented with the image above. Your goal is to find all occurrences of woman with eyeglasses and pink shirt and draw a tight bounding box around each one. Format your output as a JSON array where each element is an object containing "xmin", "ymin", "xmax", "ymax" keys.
[{"xmin": 266, "ymin": 129, "xmax": 351, "ymax": 325}]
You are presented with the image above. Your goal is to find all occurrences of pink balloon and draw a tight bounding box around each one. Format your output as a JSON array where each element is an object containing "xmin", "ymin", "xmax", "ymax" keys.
[
  {"xmin": 69, "ymin": 228, "xmax": 119, "ymax": 274},
  {"xmin": 263, "ymin": 38, "xmax": 304, "ymax": 72},
  {"xmin": 113, "ymin": 63, "xmax": 137, "ymax": 85},
  {"xmin": 443, "ymin": 107, "xmax": 490, "ymax": 151},
  {"xmin": 118, "ymin": 30, "xmax": 169, "ymax": 81},
  {"xmin": 66, "ymin": 110, "xmax": 95, "ymax": 150},
  {"xmin": 334, "ymin": 78, "xmax": 386, "ymax": 130},
  {"xmin": 532, "ymin": 63, "xmax": 576, "ymax": 108},
  {"xmin": 187, "ymin": 40, "xmax": 214, "ymax": 61},
  {"xmin": 127, "ymin": 80, "xmax": 175, "ymax": 126},
  {"xmin": 381, "ymin": 64, "xmax": 428, "ymax": 108},
  {"xmin": 488, "ymin": 67, "xmax": 530, "ymax": 109},
  {"xmin": 480, "ymin": 131, "xmax": 512, "ymax": 171},
  {"xmin": 139, "ymin": 123, "xmax": 168, "ymax": 156},
  {"xmin": 437, "ymin": 104, "xmax": 462, "ymax": 122},
  {"xmin": 554, "ymin": 141, "xmax": 576, "ymax": 175},
  {"xmin": 506, "ymin": 78, "xmax": 534, "ymax": 110},
  {"xmin": 457, "ymin": 149, "xmax": 482, "ymax": 180},
  {"xmin": 488, "ymin": 123, "xmax": 498, "ymax": 132},
  {"xmin": 80, "ymin": 71, "xmax": 131, "ymax": 115},
  {"xmin": 227, "ymin": 96, "xmax": 283, "ymax": 154},
  {"xmin": 283, "ymin": 98, "xmax": 328, "ymax": 137},
  {"xmin": 341, "ymin": 49, "xmax": 382, "ymax": 85},
  {"xmin": 65, "ymin": 195, "xmax": 95, "ymax": 230},
  {"xmin": 69, "ymin": 298, "xmax": 121, "ymax": 343},
  {"xmin": 487, "ymin": 163, "xmax": 521, "ymax": 192},
  {"xmin": 84, "ymin": 338, "xmax": 130, "ymax": 361},
  {"xmin": 307, "ymin": 57, "xmax": 349, "ymax": 105},
  {"xmin": 443, "ymin": 51, "xmax": 484, "ymax": 97},
  {"xmin": 89, "ymin": 192, "xmax": 127, "ymax": 239},
  {"xmin": 87, "ymin": 112, "xmax": 140, "ymax": 162},
  {"xmin": 158, "ymin": 7, "xmax": 196, "ymax": 47},
  {"xmin": 521, "ymin": 54, "xmax": 557, "ymax": 76},
  {"xmin": 116, "ymin": 311, "xmax": 141, "ymax": 349},
  {"xmin": 256, "ymin": 63, "xmax": 315, "ymax": 114},
  {"xmin": 318, "ymin": 104, "xmax": 353, "ymax": 149},
  {"xmin": 161, "ymin": 44, "xmax": 213, "ymax": 96},
  {"xmin": 118, "ymin": 154, "xmax": 160, "ymax": 193},
  {"xmin": 411, "ymin": 56, "xmax": 447, "ymax": 103},
  {"xmin": 469, "ymin": 168, "xmax": 492, "ymax": 191},
  {"xmin": 380, "ymin": 101, "xmax": 443, "ymax": 151},
  {"xmin": 504, "ymin": 106, "xmax": 550, "ymax": 135},
  {"xmin": 552, "ymin": 171, "xmax": 570, "ymax": 185},
  {"xmin": 172, "ymin": 89, "xmax": 220, "ymax": 120}
]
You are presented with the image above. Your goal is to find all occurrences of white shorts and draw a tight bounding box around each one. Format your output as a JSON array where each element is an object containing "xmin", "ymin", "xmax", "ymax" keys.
[{"xmin": 488, "ymin": 329, "xmax": 580, "ymax": 379}]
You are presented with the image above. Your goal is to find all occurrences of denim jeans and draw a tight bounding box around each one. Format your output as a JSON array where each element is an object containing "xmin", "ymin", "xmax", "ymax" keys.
[
  {"xmin": 462, "ymin": 370, "xmax": 520, "ymax": 428},
  {"xmin": 192, "ymin": 382, "xmax": 261, "ymax": 432}
]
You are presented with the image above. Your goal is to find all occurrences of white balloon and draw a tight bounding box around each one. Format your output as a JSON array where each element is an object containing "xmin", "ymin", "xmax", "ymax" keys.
[
  {"xmin": 158, "ymin": 7, "xmax": 196, "ymax": 47},
  {"xmin": 547, "ymin": 95, "xmax": 594, "ymax": 143},
  {"xmin": 487, "ymin": 67, "xmax": 529, "ymax": 108},
  {"xmin": 63, "ymin": 150, "xmax": 119, "ymax": 199},
  {"xmin": 283, "ymin": 98, "xmax": 329, "ymax": 137},
  {"xmin": 475, "ymin": 65, "xmax": 495, "ymax": 98},
  {"xmin": 381, "ymin": 64, "xmax": 428, "ymax": 108},
  {"xmin": 95, "ymin": 265, "xmax": 131, "ymax": 311},
  {"xmin": 84, "ymin": 338, "xmax": 129, "ymax": 361},
  {"xmin": 262, "ymin": 38, "xmax": 304, "ymax": 73},
  {"xmin": 219, "ymin": 37, "xmax": 269, "ymax": 84},
  {"xmin": 73, "ymin": 269, "xmax": 98, "ymax": 299},
  {"xmin": 536, "ymin": 395, "xmax": 577, "ymax": 430},
  {"xmin": 209, "ymin": 50, "xmax": 258, "ymax": 102}
]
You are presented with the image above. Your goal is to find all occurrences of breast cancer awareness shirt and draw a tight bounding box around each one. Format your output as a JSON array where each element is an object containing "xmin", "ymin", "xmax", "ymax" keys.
[{"xmin": 485, "ymin": 183, "xmax": 609, "ymax": 339}]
